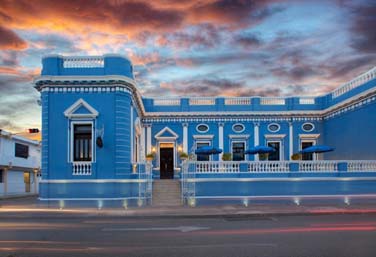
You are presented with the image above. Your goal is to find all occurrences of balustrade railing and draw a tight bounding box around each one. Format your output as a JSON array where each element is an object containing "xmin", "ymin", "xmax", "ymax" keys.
[
  {"xmin": 347, "ymin": 161, "xmax": 376, "ymax": 172},
  {"xmin": 224, "ymin": 98, "xmax": 251, "ymax": 105},
  {"xmin": 63, "ymin": 56, "xmax": 104, "ymax": 68},
  {"xmin": 299, "ymin": 97, "xmax": 315, "ymax": 104},
  {"xmin": 183, "ymin": 160, "xmax": 376, "ymax": 174},
  {"xmin": 260, "ymin": 98, "xmax": 286, "ymax": 105},
  {"xmin": 189, "ymin": 98, "xmax": 216, "ymax": 105},
  {"xmin": 332, "ymin": 67, "xmax": 376, "ymax": 98},
  {"xmin": 299, "ymin": 161, "xmax": 338, "ymax": 172},
  {"xmin": 153, "ymin": 98, "xmax": 181, "ymax": 106},
  {"xmin": 72, "ymin": 162, "xmax": 92, "ymax": 175},
  {"xmin": 195, "ymin": 161, "xmax": 240, "ymax": 173},
  {"xmin": 248, "ymin": 161, "xmax": 290, "ymax": 173}
]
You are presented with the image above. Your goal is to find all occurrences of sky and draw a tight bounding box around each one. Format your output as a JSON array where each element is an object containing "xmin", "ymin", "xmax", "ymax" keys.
[{"xmin": 0, "ymin": 0, "xmax": 375, "ymax": 140}]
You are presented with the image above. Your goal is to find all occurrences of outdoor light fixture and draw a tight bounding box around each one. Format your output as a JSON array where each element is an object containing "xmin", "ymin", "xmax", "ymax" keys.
[
  {"xmin": 294, "ymin": 198, "xmax": 300, "ymax": 206},
  {"xmin": 178, "ymin": 145, "xmax": 183, "ymax": 152},
  {"xmin": 188, "ymin": 198, "xmax": 196, "ymax": 207},
  {"xmin": 243, "ymin": 199, "xmax": 249, "ymax": 207},
  {"xmin": 96, "ymin": 136, "xmax": 103, "ymax": 148},
  {"xmin": 137, "ymin": 198, "xmax": 143, "ymax": 207},
  {"xmin": 132, "ymin": 164, "xmax": 137, "ymax": 174},
  {"xmin": 344, "ymin": 197, "xmax": 350, "ymax": 205},
  {"xmin": 151, "ymin": 146, "xmax": 156, "ymax": 153}
]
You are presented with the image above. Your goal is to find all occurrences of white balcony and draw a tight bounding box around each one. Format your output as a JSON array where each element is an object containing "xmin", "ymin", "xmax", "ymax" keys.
[{"xmin": 72, "ymin": 162, "xmax": 92, "ymax": 175}]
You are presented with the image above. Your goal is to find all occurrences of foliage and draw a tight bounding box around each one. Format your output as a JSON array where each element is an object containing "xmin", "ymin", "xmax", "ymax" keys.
[
  {"xmin": 259, "ymin": 153, "xmax": 269, "ymax": 161},
  {"xmin": 291, "ymin": 153, "xmax": 301, "ymax": 160},
  {"xmin": 222, "ymin": 153, "xmax": 232, "ymax": 161},
  {"xmin": 179, "ymin": 152, "xmax": 189, "ymax": 159}
]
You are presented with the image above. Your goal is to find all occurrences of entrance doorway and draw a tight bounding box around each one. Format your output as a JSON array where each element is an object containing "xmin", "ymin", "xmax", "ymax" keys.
[{"xmin": 160, "ymin": 146, "xmax": 174, "ymax": 179}]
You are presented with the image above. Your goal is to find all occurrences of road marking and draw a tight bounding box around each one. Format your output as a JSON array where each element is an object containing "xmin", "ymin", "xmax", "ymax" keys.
[{"xmin": 102, "ymin": 226, "xmax": 210, "ymax": 233}]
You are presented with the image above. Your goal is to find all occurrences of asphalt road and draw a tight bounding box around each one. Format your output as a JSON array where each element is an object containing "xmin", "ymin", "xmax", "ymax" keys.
[{"xmin": 0, "ymin": 212, "xmax": 376, "ymax": 257}]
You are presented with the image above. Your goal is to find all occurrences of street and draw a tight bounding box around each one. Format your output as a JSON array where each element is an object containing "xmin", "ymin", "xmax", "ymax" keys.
[{"xmin": 0, "ymin": 212, "xmax": 375, "ymax": 257}]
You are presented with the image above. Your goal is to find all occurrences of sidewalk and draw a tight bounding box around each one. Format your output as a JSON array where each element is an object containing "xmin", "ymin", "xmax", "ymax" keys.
[{"xmin": 1, "ymin": 196, "xmax": 376, "ymax": 218}]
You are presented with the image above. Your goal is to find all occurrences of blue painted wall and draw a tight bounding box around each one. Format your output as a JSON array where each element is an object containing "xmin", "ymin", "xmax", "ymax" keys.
[{"xmin": 324, "ymin": 100, "xmax": 376, "ymax": 160}]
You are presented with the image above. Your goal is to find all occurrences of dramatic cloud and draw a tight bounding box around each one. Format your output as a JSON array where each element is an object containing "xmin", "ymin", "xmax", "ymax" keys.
[
  {"xmin": 0, "ymin": 26, "xmax": 27, "ymax": 50},
  {"xmin": 0, "ymin": 0, "xmax": 375, "ymax": 136},
  {"xmin": 348, "ymin": 1, "xmax": 376, "ymax": 53}
]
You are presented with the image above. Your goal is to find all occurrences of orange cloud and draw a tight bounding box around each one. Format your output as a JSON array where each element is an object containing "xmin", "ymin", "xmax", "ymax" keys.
[{"xmin": 0, "ymin": 26, "xmax": 28, "ymax": 50}]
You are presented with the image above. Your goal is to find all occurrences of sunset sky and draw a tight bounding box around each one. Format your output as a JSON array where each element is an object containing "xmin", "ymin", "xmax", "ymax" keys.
[{"xmin": 0, "ymin": 0, "xmax": 375, "ymax": 140}]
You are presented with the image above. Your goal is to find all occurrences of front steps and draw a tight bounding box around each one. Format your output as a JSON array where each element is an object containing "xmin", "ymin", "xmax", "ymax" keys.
[{"xmin": 152, "ymin": 180, "xmax": 182, "ymax": 206}]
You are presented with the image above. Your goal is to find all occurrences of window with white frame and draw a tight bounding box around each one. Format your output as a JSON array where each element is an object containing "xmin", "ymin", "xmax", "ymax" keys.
[
  {"xmin": 301, "ymin": 141, "xmax": 315, "ymax": 161},
  {"xmin": 232, "ymin": 142, "xmax": 245, "ymax": 161},
  {"xmin": 267, "ymin": 141, "xmax": 281, "ymax": 161},
  {"xmin": 73, "ymin": 124, "xmax": 93, "ymax": 162},
  {"xmin": 0, "ymin": 169, "xmax": 3, "ymax": 183},
  {"xmin": 196, "ymin": 142, "xmax": 210, "ymax": 161}
]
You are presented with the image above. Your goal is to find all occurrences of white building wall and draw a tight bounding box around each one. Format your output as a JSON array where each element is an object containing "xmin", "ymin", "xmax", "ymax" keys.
[{"xmin": 0, "ymin": 131, "xmax": 41, "ymax": 197}]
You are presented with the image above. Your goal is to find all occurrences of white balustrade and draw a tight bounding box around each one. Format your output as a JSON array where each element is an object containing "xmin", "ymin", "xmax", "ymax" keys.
[
  {"xmin": 153, "ymin": 98, "xmax": 181, "ymax": 106},
  {"xmin": 299, "ymin": 161, "xmax": 338, "ymax": 172},
  {"xmin": 63, "ymin": 57, "xmax": 104, "ymax": 68},
  {"xmin": 248, "ymin": 161, "xmax": 290, "ymax": 173},
  {"xmin": 224, "ymin": 98, "xmax": 251, "ymax": 105},
  {"xmin": 72, "ymin": 162, "xmax": 92, "ymax": 175},
  {"xmin": 347, "ymin": 161, "xmax": 376, "ymax": 172},
  {"xmin": 189, "ymin": 98, "xmax": 215, "ymax": 105},
  {"xmin": 299, "ymin": 97, "xmax": 315, "ymax": 104},
  {"xmin": 332, "ymin": 67, "xmax": 376, "ymax": 98},
  {"xmin": 260, "ymin": 98, "xmax": 286, "ymax": 105},
  {"xmin": 195, "ymin": 162, "xmax": 240, "ymax": 173}
]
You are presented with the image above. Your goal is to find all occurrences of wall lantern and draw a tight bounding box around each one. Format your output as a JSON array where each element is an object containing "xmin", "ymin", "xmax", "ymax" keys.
[{"xmin": 96, "ymin": 136, "xmax": 103, "ymax": 148}]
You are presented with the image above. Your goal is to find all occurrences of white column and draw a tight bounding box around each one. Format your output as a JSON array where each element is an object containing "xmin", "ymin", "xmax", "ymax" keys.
[
  {"xmin": 289, "ymin": 122, "xmax": 293, "ymax": 160},
  {"xmin": 218, "ymin": 123, "xmax": 224, "ymax": 160},
  {"xmin": 130, "ymin": 105, "xmax": 134, "ymax": 162},
  {"xmin": 254, "ymin": 123, "xmax": 259, "ymax": 161},
  {"xmin": 183, "ymin": 123, "xmax": 188, "ymax": 153},
  {"xmin": 146, "ymin": 125, "xmax": 151, "ymax": 154},
  {"xmin": 141, "ymin": 125, "xmax": 146, "ymax": 160}
]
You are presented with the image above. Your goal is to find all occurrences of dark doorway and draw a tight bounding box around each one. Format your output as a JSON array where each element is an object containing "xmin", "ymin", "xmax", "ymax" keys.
[{"xmin": 160, "ymin": 147, "xmax": 174, "ymax": 179}]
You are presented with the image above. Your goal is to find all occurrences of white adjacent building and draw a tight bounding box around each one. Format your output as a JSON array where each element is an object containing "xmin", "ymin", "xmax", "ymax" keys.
[{"xmin": 0, "ymin": 129, "xmax": 41, "ymax": 197}]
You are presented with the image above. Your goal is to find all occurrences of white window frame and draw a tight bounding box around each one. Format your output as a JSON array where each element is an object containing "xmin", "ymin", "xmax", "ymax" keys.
[
  {"xmin": 231, "ymin": 140, "xmax": 246, "ymax": 161},
  {"xmin": 266, "ymin": 140, "xmax": 283, "ymax": 161},
  {"xmin": 196, "ymin": 124, "xmax": 209, "ymax": 133},
  {"xmin": 69, "ymin": 120, "xmax": 95, "ymax": 163},
  {"xmin": 300, "ymin": 139, "xmax": 317, "ymax": 161}
]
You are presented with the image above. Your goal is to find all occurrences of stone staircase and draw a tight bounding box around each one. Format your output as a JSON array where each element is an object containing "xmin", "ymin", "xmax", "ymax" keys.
[{"xmin": 152, "ymin": 180, "xmax": 182, "ymax": 206}]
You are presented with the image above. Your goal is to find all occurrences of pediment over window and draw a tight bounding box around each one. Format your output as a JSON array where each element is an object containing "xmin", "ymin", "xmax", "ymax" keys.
[
  {"xmin": 155, "ymin": 127, "xmax": 178, "ymax": 140},
  {"xmin": 64, "ymin": 98, "xmax": 99, "ymax": 118}
]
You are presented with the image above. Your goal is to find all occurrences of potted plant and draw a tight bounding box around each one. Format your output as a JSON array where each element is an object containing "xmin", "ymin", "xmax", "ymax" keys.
[
  {"xmin": 179, "ymin": 152, "xmax": 188, "ymax": 161},
  {"xmin": 259, "ymin": 153, "xmax": 269, "ymax": 161},
  {"xmin": 291, "ymin": 153, "xmax": 301, "ymax": 161},
  {"xmin": 222, "ymin": 153, "xmax": 232, "ymax": 161},
  {"xmin": 146, "ymin": 153, "xmax": 155, "ymax": 162}
]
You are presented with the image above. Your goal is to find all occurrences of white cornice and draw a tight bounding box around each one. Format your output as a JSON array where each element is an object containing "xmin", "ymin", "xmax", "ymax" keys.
[{"xmin": 193, "ymin": 135, "xmax": 214, "ymax": 139}]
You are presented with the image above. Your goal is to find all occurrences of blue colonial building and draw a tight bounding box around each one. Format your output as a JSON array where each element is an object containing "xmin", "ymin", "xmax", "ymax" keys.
[{"xmin": 34, "ymin": 54, "xmax": 376, "ymax": 208}]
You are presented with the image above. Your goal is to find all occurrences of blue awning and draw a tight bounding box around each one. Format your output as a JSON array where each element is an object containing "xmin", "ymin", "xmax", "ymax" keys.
[
  {"xmin": 300, "ymin": 145, "xmax": 335, "ymax": 154},
  {"xmin": 245, "ymin": 146, "xmax": 276, "ymax": 155},
  {"xmin": 195, "ymin": 146, "xmax": 223, "ymax": 155}
]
